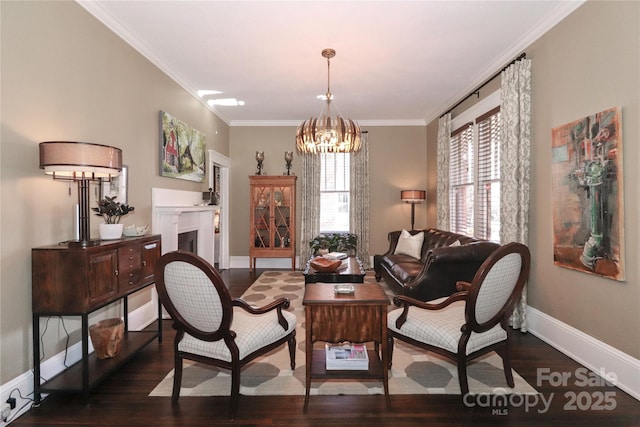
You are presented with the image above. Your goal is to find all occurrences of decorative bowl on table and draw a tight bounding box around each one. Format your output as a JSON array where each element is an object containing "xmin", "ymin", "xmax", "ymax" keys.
[
  {"xmin": 123, "ymin": 224, "xmax": 149, "ymax": 237},
  {"xmin": 310, "ymin": 256, "xmax": 342, "ymax": 273}
]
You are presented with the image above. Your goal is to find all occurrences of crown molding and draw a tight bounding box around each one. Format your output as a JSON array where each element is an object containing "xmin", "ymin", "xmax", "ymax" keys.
[{"xmin": 229, "ymin": 119, "xmax": 427, "ymax": 127}]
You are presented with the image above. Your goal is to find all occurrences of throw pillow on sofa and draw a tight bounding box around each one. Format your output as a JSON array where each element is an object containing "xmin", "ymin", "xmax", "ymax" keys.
[{"xmin": 394, "ymin": 229, "xmax": 424, "ymax": 259}]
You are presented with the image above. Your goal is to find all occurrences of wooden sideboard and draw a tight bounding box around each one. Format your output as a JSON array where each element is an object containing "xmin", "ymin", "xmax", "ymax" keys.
[{"xmin": 31, "ymin": 235, "xmax": 162, "ymax": 404}]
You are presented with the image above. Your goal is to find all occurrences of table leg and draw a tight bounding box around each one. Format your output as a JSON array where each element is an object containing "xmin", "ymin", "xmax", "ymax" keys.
[
  {"xmin": 303, "ymin": 308, "xmax": 312, "ymax": 412},
  {"xmin": 381, "ymin": 309, "xmax": 391, "ymax": 409}
]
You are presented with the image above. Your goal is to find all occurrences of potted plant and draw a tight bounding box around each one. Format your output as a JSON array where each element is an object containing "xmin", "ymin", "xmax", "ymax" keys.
[
  {"xmin": 92, "ymin": 196, "xmax": 135, "ymax": 239},
  {"xmin": 309, "ymin": 233, "xmax": 357, "ymax": 256}
]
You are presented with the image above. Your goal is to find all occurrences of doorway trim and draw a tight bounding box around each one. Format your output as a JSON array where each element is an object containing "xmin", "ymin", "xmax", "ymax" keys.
[{"xmin": 209, "ymin": 150, "xmax": 231, "ymax": 269}]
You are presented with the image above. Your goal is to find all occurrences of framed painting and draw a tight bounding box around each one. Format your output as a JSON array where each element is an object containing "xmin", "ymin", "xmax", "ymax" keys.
[
  {"xmin": 160, "ymin": 111, "xmax": 206, "ymax": 182},
  {"xmin": 551, "ymin": 106, "xmax": 625, "ymax": 281},
  {"xmin": 100, "ymin": 165, "xmax": 128, "ymax": 204}
]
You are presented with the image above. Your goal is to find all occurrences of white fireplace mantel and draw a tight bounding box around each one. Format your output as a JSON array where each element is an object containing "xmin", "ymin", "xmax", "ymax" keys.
[{"xmin": 151, "ymin": 188, "xmax": 216, "ymax": 266}]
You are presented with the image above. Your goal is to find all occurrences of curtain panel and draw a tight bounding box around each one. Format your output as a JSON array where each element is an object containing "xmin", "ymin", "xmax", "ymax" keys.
[
  {"xmin": 500, "ymin": 58, "xmax": 532, "ymax": 332},
  {"xmin": 350, "ymin": 132, "xmax": 370, "ymax": 269},
  {"xmin": 437, "ymin": 113, "xmax": 452, "ymax": 230},
  {"xmin": 298, "ymin": 152, "xmax": 321, "ymax": 267}
]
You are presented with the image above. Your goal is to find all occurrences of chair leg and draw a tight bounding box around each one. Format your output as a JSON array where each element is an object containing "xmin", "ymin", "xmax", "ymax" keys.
[
  {"xmin": 171, "ymin": 355, "xmax": 183, "ymax": 402},
  {"xmin": 287, "ymin": 335, "xmax": 296, "ymax": 370},
  {"xmin": 386, "ymin": 336, "xmax": 394, "ymax": 369},
  {"xmin": 229, "ymin": 367, "xmax": 240, "ymax": 419},
  {"xmin": 497, "ymin": 345, "xmax": 515, "ymax": 388},
  {"xmin": 457, "ymin": 356, "xmax": 469, "ymax": 396}
]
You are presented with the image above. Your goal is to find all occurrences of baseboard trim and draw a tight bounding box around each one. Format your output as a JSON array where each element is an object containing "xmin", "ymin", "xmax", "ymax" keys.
[{"xmin": 527, "ymin": 306, "xmax": 639, "ymax": 401}]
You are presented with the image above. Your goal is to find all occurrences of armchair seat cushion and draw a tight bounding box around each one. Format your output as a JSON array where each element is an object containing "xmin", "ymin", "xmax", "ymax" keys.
[
  {"xmin": 387, "ymin": 298, "xmax": 507, "ymax": 355},
  {"xmin": 179, "ymin": 308, "xmax": 297, "ymax": 362}
]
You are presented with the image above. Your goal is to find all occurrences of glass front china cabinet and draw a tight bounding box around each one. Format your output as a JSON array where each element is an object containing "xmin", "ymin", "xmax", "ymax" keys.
[{"xmin": 249, "ymin": 175, "xmax": 297, "ymax": 270}]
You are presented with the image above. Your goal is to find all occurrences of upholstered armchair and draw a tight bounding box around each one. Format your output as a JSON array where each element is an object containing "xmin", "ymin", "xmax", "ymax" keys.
[
  {"xmin": 154, "ymin": 251, "xmax": 297, "ymax": 419},
  {"xmin": 387, "ymin": 242, "xmax": 530, "ymax": 395}
]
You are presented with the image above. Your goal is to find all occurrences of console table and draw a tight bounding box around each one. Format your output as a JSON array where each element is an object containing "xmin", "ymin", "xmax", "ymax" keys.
[{"xmin": 31, "ymin": 235, "xmax": 162, "ymax": 404}]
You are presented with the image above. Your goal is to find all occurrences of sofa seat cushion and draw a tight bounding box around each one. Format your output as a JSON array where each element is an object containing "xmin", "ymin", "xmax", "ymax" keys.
[
  {"xmin": 381, "ymin": 254, "xmax": 423, "ymax": 283},
  {"xmin": 390, "ymin": 261, "xmax": 423, "ymax": 283}
]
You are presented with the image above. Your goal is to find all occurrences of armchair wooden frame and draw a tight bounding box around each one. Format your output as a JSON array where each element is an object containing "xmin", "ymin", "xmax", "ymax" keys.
[
  {"xmin": 387, "ymin": 242, "xmax": 530, "ymax": 395},
  {"xmin": 155, "ymin": 251, "xmax": 296, "ymax": 419}
]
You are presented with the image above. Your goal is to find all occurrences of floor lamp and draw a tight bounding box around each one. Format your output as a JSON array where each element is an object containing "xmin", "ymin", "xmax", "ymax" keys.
[
  {"xmin": 401, "ymin": 190, "xmax": 426, "ymax": 230},
  {"xmin": 39, "ymin": 141, "xmax": 122, "ymax": 247}
]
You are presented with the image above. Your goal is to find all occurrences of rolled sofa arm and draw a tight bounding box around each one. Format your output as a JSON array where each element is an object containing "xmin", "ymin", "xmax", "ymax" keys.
[{"xmin": 402, "ymin": 241, "xmax": 500, "ymax": 301}]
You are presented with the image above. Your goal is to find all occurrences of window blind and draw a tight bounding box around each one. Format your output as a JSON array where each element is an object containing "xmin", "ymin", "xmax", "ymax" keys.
[
  {"xmin": 320, "ymin": 153, "xmax": 350, "ymax": 232},
  {"xmin": 476, "ymin": 107, "xmax": 501, "ymax": 241},
  {"xmin": 449, "ymin": 106, "xmax": 501, "ymax": 242}
]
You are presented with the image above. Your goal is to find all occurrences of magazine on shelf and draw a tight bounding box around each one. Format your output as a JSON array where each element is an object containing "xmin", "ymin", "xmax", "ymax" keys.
[
  {"xmin": 325, "ymin": 343, "xmax": 369, "ymax": 370},
  {"xmin": 324, "ymin": 252, "xmax": 348, "ymax": 260}
]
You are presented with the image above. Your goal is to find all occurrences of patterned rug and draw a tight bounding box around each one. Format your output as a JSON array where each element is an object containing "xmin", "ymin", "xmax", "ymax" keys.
[{"xmin": 150, "ymin": 271, "xmax": 537, "ymax": 397}]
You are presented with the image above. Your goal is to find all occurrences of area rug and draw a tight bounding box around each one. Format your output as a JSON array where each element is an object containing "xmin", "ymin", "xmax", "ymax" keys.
[{"xmin": 150, "ymin": 271, "xmax": 537, "ymax": 397}]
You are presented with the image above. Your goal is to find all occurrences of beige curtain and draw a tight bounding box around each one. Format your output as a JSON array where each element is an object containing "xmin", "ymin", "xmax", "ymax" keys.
[
  {"xmin": 436, "ymin": 113, "xmax": 451, "ymax": 230},
  {"xmin": 500, "ymin": 58, "xmax": 532, "ymax": 332},
  {"xmin": 298, "ymin": 132, "xmax": 370, "ymax": 269},
  {"xmin": 350, "ymin": 131, "xmax": 370, "ymax": 269},
  {"xmin": 298, "ymin": 152, "xmax": 321, "ymax": 267}
]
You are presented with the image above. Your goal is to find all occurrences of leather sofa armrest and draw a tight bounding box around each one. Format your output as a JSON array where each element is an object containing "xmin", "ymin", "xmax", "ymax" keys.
[{"xmin": 381, "ymin": 230, "xmax": 403, "ymax": 256}]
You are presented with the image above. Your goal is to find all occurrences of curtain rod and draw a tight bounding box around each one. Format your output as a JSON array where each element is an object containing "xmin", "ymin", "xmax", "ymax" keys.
[{"xmin": 440, "ymin": 53, "xmax": 526, "ymax": 118}]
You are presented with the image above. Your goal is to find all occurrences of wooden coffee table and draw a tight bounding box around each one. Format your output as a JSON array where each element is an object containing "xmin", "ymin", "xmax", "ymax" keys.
[
  {"xmin": 303, "ymin": 256, "xmax": 365, "ymax": 284},
  {"xmin": 302, "ymin": 281, "xmax": 391, "ymax": 411}
]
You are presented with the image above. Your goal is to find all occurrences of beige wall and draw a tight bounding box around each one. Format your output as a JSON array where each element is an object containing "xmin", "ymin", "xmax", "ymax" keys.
[
  {"xmin": 229, "ymin": 126, "xmax": 427, "ymax": 259},
  {"xmin": 426, "ymin": 1, "xmax": 639, "ymax": 358},
  {"xmin": 0, "ymin": 1, "xmax": 228, "ymax": 382}
]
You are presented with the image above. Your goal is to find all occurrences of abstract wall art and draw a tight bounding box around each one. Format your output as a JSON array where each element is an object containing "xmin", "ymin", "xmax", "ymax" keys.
[{"xmin": 551, "ymin": 106, "xmax": 625, "ymax": 281}]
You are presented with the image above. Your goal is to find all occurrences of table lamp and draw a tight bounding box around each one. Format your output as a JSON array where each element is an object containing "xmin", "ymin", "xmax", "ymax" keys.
[{"xmin": 39, "ymin": 141, "xmax": 122, "ymax": 247}]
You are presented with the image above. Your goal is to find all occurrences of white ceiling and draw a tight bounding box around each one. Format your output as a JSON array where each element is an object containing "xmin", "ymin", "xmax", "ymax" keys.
[{"xmin": 78, "ymin": 1, "xmax": 583, "ymax": 126}]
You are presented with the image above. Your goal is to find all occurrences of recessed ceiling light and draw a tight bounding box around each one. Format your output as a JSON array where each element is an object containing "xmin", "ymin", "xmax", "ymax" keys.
[
  {"xmin": 207, "ymin": 98, "xmax": 245, "ymax": 107},
  {"xmin": 198, "ymin": 89, "xmax": 223, "ymax": 97}
]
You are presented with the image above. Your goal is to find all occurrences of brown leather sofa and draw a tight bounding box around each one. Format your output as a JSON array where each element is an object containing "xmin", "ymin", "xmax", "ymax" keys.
[{"xmin": 374, "ymin": 228, "xmax": 500, "ymax": 301}]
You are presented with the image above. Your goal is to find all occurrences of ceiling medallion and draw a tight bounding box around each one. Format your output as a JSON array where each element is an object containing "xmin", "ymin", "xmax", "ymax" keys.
[{"xmin": 296, "ymin": 48, "xmax": 362, "ymax": 154}]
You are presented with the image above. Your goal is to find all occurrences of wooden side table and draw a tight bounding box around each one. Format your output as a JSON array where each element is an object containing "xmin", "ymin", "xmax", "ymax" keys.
[{"xmin": 302, "ymin": 282, "xmax": 391, "ymax": 411}]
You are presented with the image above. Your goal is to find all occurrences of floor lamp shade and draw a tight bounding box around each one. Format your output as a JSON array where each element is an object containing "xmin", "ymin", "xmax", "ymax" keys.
[
  {"xmin": 401, "ymin": 190, "xmax": 426, "ymax": 230},
  {"xmin": 39, "ymin": 141, "xmax": 122, "ymax": 247}
]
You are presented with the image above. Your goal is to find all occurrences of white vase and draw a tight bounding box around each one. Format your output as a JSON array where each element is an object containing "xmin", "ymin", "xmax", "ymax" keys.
[{"xmin": 99, "ymin": 223, "xmax": 124, "ymax": 240}]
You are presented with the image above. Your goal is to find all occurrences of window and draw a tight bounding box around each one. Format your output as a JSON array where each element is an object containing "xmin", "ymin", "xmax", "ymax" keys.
[
  {"xmin": 320, "ymin": 153, "xmax": 350, "ymax": 233},
  {"xmin": 450, "ymin": 104, "xmax": 501, "ymax": 242}
]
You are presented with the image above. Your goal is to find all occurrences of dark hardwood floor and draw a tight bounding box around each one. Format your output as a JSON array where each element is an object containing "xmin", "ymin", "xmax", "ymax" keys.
[{"xmin": 11, "ymin": 269, "xmax": 640, "ymax": 426}]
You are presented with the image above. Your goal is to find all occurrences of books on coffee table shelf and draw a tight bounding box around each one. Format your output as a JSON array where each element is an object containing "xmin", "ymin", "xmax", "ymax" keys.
[
  {"xmin": 324, "ymin": 252, "xmax": 348, "ymax": 260},
  {"xmin": 325, "ymin": 343, "xmax": 369, "ymax": 370}
]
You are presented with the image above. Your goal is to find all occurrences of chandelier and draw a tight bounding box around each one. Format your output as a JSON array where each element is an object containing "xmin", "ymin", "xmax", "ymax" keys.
[{"xmin": 296, "ymin": 48, "xmax": 362, "ymax": 154}]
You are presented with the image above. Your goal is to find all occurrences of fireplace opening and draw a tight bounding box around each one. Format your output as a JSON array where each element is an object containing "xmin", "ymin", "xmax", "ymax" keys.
[{"xmin": 178, "ymin": 230, "xmax": 198, "ymax": 254}]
